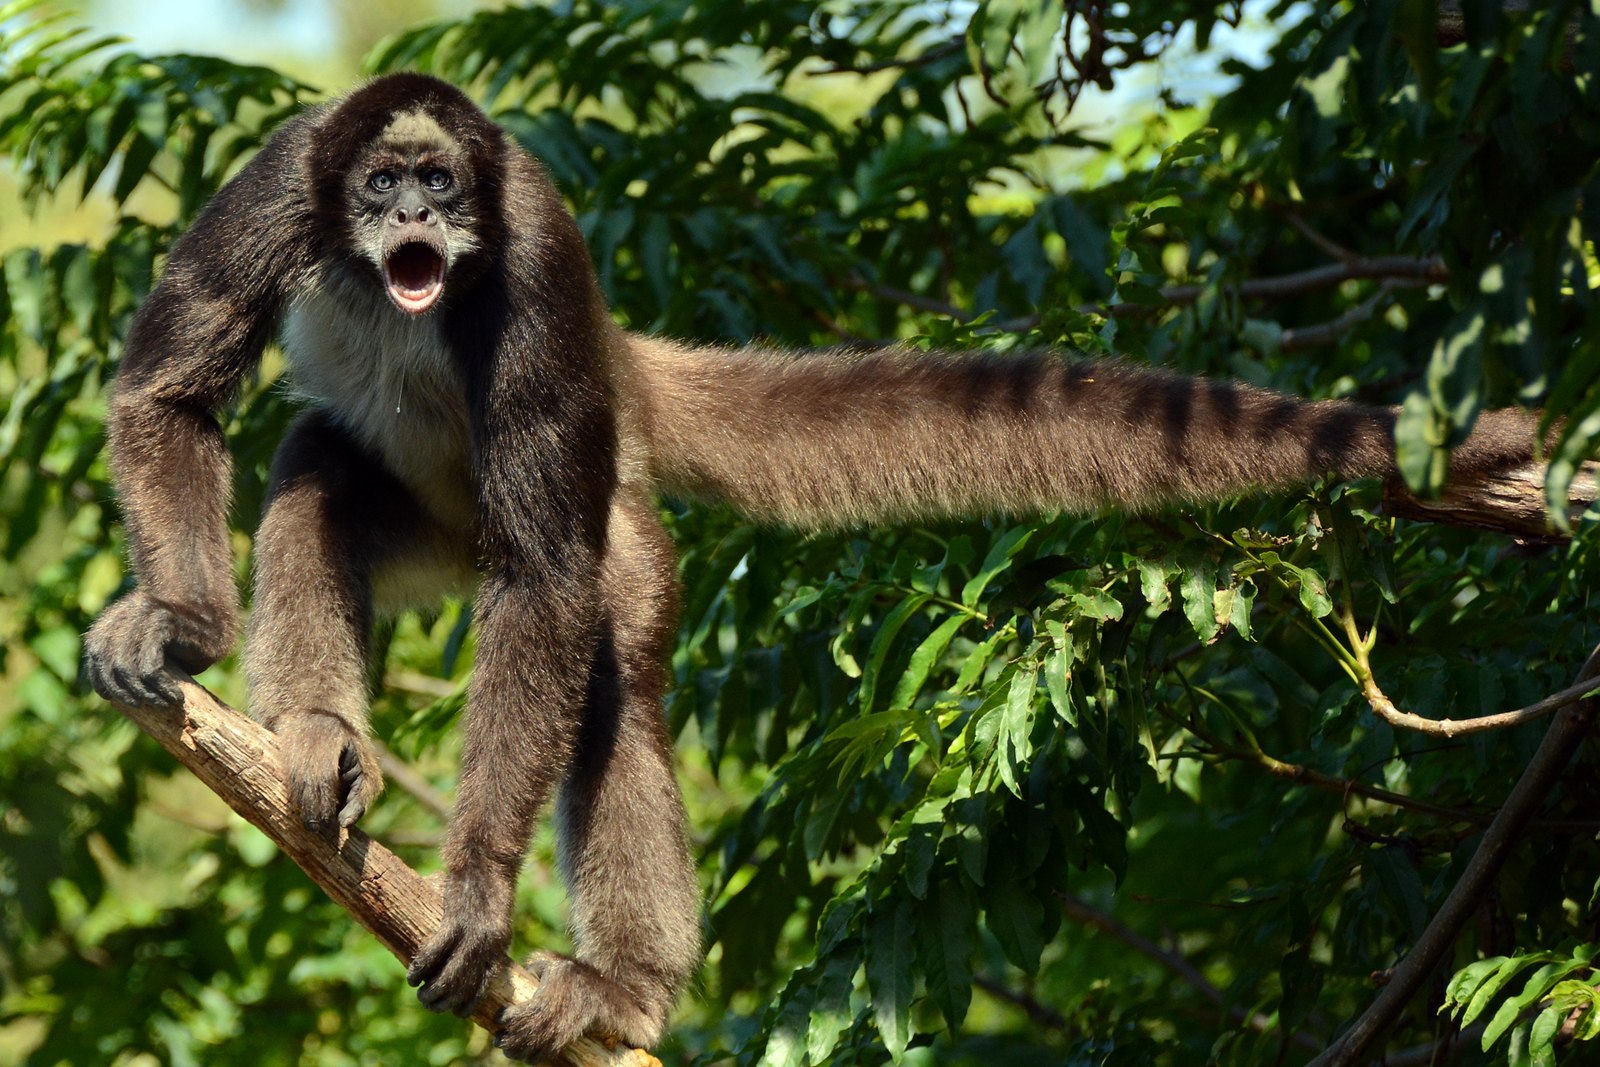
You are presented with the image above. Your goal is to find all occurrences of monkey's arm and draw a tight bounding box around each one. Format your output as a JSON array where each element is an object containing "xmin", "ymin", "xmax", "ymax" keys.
[
  {"xmin": 85, "ymin": 121, "xmax": 316, "ymax": 707},
  {"xmin": 633, "ymin": 340, "xmax": 1541, "ymax": 527}
]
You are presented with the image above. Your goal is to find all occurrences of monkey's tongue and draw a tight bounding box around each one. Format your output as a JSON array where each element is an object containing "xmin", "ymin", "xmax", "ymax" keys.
[{"xmin": 385, "ymin": 243, "xmax": 446, "ymax": 314}]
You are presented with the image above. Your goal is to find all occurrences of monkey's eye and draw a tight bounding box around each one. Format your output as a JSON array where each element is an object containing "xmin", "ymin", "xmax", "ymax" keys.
[
  {"xmin": 368, "ymin": 171, "xmax": 397, "ymax": 193},
  {"xmin": 422, "ymin": 168, "xmax": 452, "ymax": 192}
]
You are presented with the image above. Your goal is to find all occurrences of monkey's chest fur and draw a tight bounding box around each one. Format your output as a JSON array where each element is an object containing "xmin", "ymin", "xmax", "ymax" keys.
[{"xmin": 283, "ymin": 283, "xmax": 475, "ymax": 525}]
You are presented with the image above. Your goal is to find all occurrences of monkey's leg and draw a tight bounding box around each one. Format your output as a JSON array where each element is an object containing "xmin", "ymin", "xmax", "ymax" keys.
[
  {"xmin": 495, "ymin": 493, "xmax": 700, "ymax": 1061},
  {"xmin": 247, "ymin": 409, "xmax": 443, "ymax": 834}
]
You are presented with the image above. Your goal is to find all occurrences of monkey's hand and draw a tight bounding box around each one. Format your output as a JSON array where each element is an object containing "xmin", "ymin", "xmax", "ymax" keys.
[
  {"xmin": 84, "ymin": 588, "xmax": 237, "ymax": 707},
  {"xmin": 407, "ymin": 864, "xmax": 515, "ymax": 1018},
  {"xmin": 494, "ymin": 952, "xmax": 667, "ymax": 1064},
  {"xmin": 272, "ymin": 714, "xmax": 384, "ymax": 834}
]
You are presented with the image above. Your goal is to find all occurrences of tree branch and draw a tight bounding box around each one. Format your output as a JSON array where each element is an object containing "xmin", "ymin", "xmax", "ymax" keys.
[
  {"xmin": 1144, "ymin": 255, "xmax": 1445, "ymax": 309},
  {"xmin": 1308, "ymin": 643, "xmax": 1600, "ymax": 1067},
  {"xmin": 852, "ymin": 255, "xmax": 1445, "ymax": 334},
  {"xmin": 372, "ymin": 737, "xmax": 453, "ymax": 821},
  {"xmin": 112, "ymin": 680, "xmax": 658, "ymax": 1067},
  {"xmin": 1357, "ymin": 672, "xmax": 1600, "ymax": 738},
  {"xmin": 810, "ymin": 40, "xmax": 964, "ymax": 76},
  {"xmin": 1383, "ymin": 463, "xmax": 1597, "ymax": 541},
  {"xmin": 1277, "ymin": 280, "xmax": 1402, "ymax": 352}
]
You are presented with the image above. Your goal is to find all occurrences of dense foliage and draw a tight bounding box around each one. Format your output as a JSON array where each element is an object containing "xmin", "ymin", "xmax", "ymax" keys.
[{"xmin": 3, "ymin": 1, "xmax": 1600, "ymax": 1064}]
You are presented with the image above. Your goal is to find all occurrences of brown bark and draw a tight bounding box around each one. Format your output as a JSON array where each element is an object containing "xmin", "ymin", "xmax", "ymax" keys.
[
  {"xmin": 113, "ymin": 680, "xmax": 658, "ymax": 1067},
  {"xmin": 1384, "ymin": 461, "xmax": 1598, "ymax": 541}
]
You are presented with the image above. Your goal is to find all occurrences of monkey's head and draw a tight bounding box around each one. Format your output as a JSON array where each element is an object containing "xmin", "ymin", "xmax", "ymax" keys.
[{"xmin": 311, "ymin": 74, "xmax": 507, "ymax": 316}]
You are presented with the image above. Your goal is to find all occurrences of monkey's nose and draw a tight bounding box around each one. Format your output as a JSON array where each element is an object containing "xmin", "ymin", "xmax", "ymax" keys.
[{"xmin": 390, "ymin": 205, "xmax": 435, "ymax": 226}]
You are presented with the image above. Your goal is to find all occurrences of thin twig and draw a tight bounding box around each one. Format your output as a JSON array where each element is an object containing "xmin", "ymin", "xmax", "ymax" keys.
[
  {"xmin": 372, "ymin": 738, "xmax": 454, "ymax": 821},
  {"xmin": 972, "ymin": 974, "xmax": 1069, "ymax": 1032},
  {"xmin": 1274, "ymin": 208, "xmax": 1359, "ymax": 263},
  {"xmin": 1278, "ymin": 280, "xmax": 1405, "ymax": 352},
  {"xmin": 1222, "ymin": 743, "xmax": 1600, "ymax": 835},
  {"xmin": 1357, "ymin": 667, "xmax": 1600, "ymax": 739},
  {"xmin": 1308, "ymin": 644, "xmax": 1600, "ymax": 1066},
  {"xmin": 1057, "ymin": 892, "xmax": 1321, "ymax": 1052}
]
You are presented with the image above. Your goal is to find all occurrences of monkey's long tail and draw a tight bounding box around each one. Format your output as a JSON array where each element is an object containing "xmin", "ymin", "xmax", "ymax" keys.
[{"xmin": 634, "ymin": 339, "xmax": 1534, "ymax": 528}]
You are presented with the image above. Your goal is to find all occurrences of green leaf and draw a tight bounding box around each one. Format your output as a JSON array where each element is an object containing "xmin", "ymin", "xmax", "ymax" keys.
[
  {"xmin": 857, "ymin": 593, "xmax": 929, "ymax": 713},
  {"xmin": 1482, "ymin": 961, "xmax": 1586, "ymax": 1048},
  {"xmin": 1229, "ymin": 578, "xmax": 1257, "ymax": 640},
  {"xmin": 1181, "ymin": 555, "xmax": 1219, "ymax": 641},
  {"xmin": 1426, "ymin": 310, "xmax": 1485, "ymax": 432},
  {"xmin": 961, "ymin": 526, "xmax": 1032, "ymax": 607},
  {"xmin": 1044, "ymin": 645, "xmax": 1076, "ymax": 726},
  {"xmin": 866, "ymin": 896, "xmax": 915, "ymax": 1060},
  {"xmin": 996, "ymin": 665, "xmax": 1039, "ymax": 797},
  {"xmin": 1295, "ymin": 566, "xmax": 1333, "ymax": 619},
  {"xmin": 806, "ymin": 953, "xmax": 859, "ymax": 1064},
  {"xmin": 888, "ymin": 613, "xmax": 967, "ymax": 709},
  {"xmin": 985, "ymin": 872, "xmax": 1047, "ymax": 973},
  {"xmin": 917, "ymin": 876, "xmax": 974, "ymax": 1028},
  {"xmin": 1137, "ymin": 558, "xmax": 1172, "ymax": 613},
  {"xmin": 1527, "ymin": 1004, "xmax": 1562, "ymax": 1067},
  {"xmin": 1460, "ymin": 955, "xmax": 1552, "ymax": 1028}
]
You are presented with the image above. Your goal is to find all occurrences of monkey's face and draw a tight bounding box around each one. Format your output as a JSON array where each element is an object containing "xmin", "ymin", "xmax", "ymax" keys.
[{"xmin": 348, "ymin": 123, "xmax": 477, "ymax": 315}]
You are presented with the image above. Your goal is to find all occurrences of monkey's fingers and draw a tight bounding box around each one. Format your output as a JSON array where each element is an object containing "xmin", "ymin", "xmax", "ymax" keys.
[
  {"xmin": 409, "ymin": 921, "xmax": 499, "ymax": 1017},
  {"xmin": 290, "ymin": 773, "xmax": 338, "ymax": 836},
  {"xmin": 88, "ymin": 633, "xmax": 184, "ymax": 708},
  {"xmin": 286, "ymin": 742, "xmax": 347, "ymax": 836},
  {"xmin": 336, "ymin": 742, "xmax": 372, "ymax": 828}
]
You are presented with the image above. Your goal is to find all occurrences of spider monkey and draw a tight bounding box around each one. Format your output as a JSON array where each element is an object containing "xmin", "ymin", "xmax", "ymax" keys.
[{"xmin": 82, "ymin": 73, "xmax": 1541, "ymax": 1062}]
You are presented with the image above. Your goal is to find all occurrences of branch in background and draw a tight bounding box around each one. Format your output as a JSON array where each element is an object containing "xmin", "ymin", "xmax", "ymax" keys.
[
  {"xmin": 850, "ymin": 254, "xmax": 1445, "ymax": 335},
  {"xmin": 371, "ymin": 737, "xmax": 453, "ymax": 821},
  {"xmin": 972, "ymin": 974, "xmax": 1069, "ymax": 1032},
  {"xmin": 1056, "ymin": 892, "xmax": 1322, "ymax": 1053},
  {"xmin": 1307, "ymin": 644, "xmax": 1600, "ymax": 1067},
  {"xmin": 1270, "ymin": 206, "xmax": 1359, "ymax": 263},
  {"xmin": 112, "ymin": 681, "xmax": 658, "ymax": 1067},
  {"xmin": 1139, "ymin": 255, "xmax": 1445, "ymax": 309},
  {"xmin": 1203, "ymin": 740, "xmax": 1600, "ymax": 835},
  {"xmin": 1277, "ymin": 280, "xmax": 1403, "ymax": 352},
  {"xmin": 1380, "ymin": 1023, "xmax": 1486, "ymax": 1067},
  {"xmin": 811, "ymin": 40, "xmax": 964, "ymax": 76}
]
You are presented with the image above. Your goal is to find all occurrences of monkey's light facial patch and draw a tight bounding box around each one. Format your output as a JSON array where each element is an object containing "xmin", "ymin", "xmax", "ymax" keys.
[{"xmin": 384, "ymin": 242, "xmax": 446, "ymax": 314}]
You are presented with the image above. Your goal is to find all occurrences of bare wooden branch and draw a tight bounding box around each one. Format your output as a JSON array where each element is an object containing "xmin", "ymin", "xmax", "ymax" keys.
[
  {"xmin": 113, "ymin": 680, "xmax": 658, "ymax": 1067},
  {"xmin": 1277, "ymin": 280, "xmax": 1401, "ymax": 352},
  {"xmin": 1384, "ymin": 463, "xmax": 1597, "ymax": 541}
]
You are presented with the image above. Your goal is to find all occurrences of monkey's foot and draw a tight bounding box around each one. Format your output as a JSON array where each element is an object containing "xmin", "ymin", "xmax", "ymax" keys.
[
  {"xmin": 493, "ymin": 952, "xmax": 665, "ymax": 1064},
  {"xmin": 272, "ymin": 712, "xmax": 384, "ymax": 834}
]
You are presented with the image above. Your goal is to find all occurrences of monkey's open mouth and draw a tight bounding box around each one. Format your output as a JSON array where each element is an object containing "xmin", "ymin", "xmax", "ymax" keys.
[{"xmin": 384, "ymin": 242, "xmax": 446, "ymax": 314}]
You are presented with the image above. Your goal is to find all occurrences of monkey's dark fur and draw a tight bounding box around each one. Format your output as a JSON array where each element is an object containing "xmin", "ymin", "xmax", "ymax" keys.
[{"xmin": 84, "ymin": 74, "xmax": 1541, "ymax": 1061}]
